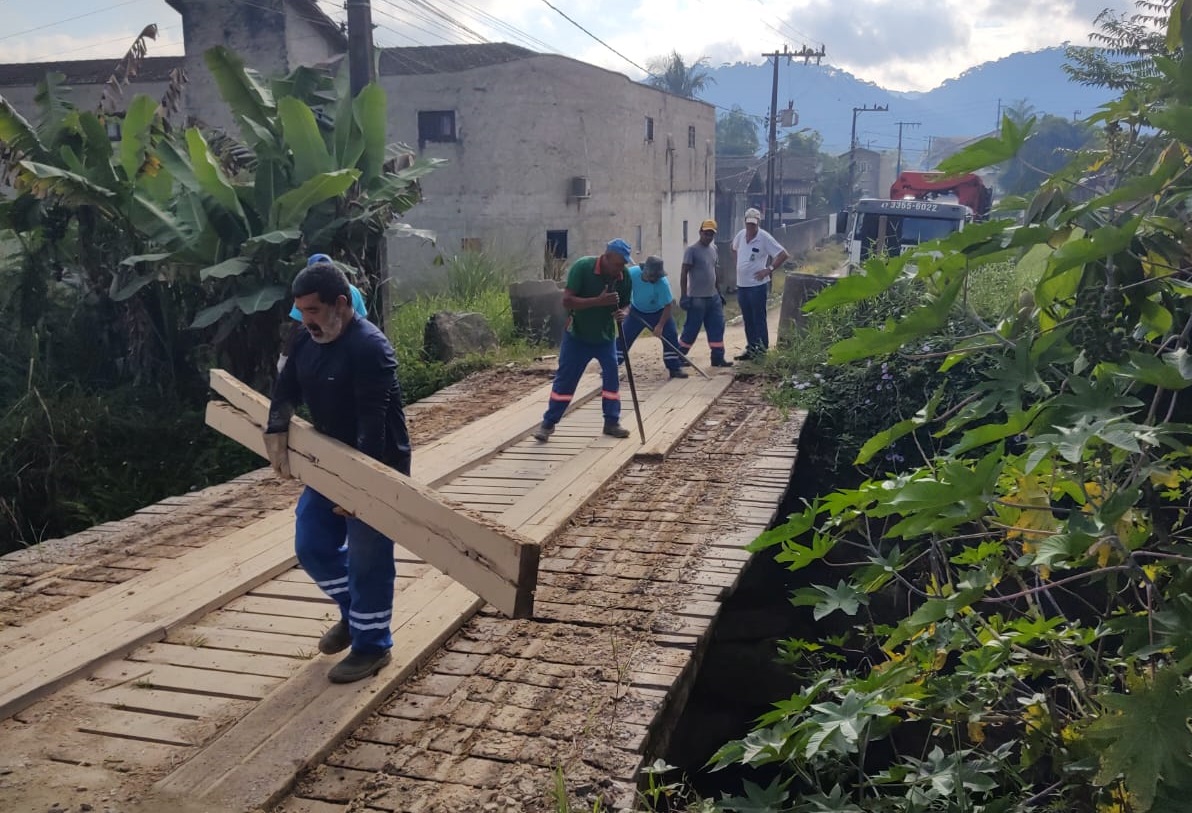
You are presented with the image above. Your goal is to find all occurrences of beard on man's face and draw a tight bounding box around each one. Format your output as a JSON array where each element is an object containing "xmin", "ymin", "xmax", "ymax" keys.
[{"xmin": 305, "ymin": 311, "xmax": 346, "ymax": 344}]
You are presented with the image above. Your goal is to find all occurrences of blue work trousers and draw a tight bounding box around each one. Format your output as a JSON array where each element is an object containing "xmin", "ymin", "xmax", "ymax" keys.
[
  {"xmin": 678, "ymin": 295, "xmax": 727, "ymax": 363},
  {"xmin": 295, "ymin": 487, "xmax": 395, "ymax": 654},
  {"xmin": 618, "ymin": 306, "xmax": 682, "ymax": 372},
  {"xmin": 736, "ymin": 282, "xmax": 770, "ymax": 352},
  {"xmin": 543, "ymin": 331, "xmax": 620, "ymax": 426}
]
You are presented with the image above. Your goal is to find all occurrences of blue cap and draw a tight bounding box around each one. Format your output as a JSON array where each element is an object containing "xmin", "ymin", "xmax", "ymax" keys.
[
  {"xmin": 606, "ymin": 238, "xmax": 632, "ymax": 261},
  {"xmin": 307, "ymin": 253, "xmax": 333, "ymax": 266},
  {"xmin": 290, "ymin": 283, "xmax": 368, "ymax": 322}
]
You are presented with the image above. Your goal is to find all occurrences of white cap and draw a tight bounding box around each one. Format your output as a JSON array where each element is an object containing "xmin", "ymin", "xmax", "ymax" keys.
[{"xmin": 744, "ymin": 207, "xmax": 761, "ymax": 224}]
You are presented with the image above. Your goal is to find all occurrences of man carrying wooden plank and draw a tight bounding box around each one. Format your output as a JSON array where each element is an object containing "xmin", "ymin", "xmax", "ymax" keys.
[
  {"xmin": 533, "ymin": 238, "xmax": 635, "ymax": 442},
  {"xmin": 264, "ymin": 260, "xmax": 413, "ymax": 683}
]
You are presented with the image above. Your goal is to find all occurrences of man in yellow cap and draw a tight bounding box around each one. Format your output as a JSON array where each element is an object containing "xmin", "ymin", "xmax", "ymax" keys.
[{"xmin": 678, "ymin": 219, "xmax": 732, "ymax": 367}]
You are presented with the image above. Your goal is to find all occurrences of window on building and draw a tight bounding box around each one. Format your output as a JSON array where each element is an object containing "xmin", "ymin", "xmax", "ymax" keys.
[
  {"xmin": 104, "ymin": 117, "xmax": 122, "ymax": 141},
  {"xmin": 682, "ymin": 220, "xmax": 689, "ymax": 244},
  {"xmin": 461, "ymin": 237, "xmax": 482, "ymax": 252},
  {"xmin": 645, "ymin": 116, "xmax": 654, "ymax": 143},
  {"xmin": 546, "ymin": 230, "xmax": 568, "ymax": 259},
  {"xmin": 687, "ymin": 125, "xmax": 696, "ymax": 148},
  {"xmin": 636, "ymin": 225, "xmax": 643, "ymax": 252},
  {"xmin": 418, "ymin": 110, "xmax": 457, "ymax": 148}
]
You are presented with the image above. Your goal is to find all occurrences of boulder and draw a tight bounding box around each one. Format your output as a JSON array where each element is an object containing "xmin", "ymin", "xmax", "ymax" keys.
[
  {"xmin": 423, "ymin": 311, "xmax": 499, "ymax": 362},
  {"xmin": 509, "ymin": 279, "xmax": 567, "ymax": 346}
]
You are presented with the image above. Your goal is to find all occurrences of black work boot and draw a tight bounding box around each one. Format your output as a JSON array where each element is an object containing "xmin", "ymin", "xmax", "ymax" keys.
[
  {"xmin": 532, "ymin": 421, "xmax": 555, "ymax": 441},
  {"xmin": 603, "ymin": 423, "xmax": 631, "ymax": 439},
  {"xmin": 328, "ymin": 649, "xmax": 392, "ymax": 683},
  {"xmin": 711, "ymin": 358, "xmax": 734, "ymax": 367},
  {"xmin": 318, "ymin": 619, "xmax": 351, "ymax": 655},
  {"xmin": 669, "ymin": 368, "xmax": 689, "ymax": 379}
]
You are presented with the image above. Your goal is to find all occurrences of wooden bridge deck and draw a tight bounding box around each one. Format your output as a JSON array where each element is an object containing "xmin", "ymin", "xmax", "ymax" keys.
[{"xmin": 0, "ymin": 360, "xmax": 802, "ymax": 813}]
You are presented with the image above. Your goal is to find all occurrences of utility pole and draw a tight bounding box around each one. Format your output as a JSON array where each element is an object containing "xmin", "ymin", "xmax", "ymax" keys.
[
  {"xmin": 763, "ymin": 43, "xmax": 825, "ymax": 233},
  {"xmin": 894, "ymin": 120, "xmax": 920, "ymax": 177},
  {"xmin": 345, "ymin": 0, "xmax": 385, "ymax": 326},
  {"xmin": 995, "ymin": 98, "xmax": 1002, "ymax": 133},
  {"xmin": 847, "ymin": 104, "xmax": 887, "ymax": 203},
  {"xmin": 346, "ymin": 0, "xmax": 375, "ymax": 95}
]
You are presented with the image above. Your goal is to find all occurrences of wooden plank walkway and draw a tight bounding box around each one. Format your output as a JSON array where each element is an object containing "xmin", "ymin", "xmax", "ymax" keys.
[{"xmin": 0, "ymin": 364, "xmax": 790, "ymax": 813}]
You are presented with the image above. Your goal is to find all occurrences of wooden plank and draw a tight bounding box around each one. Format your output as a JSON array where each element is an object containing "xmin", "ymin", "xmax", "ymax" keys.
[
  {"xmin": 92, "ymin": 685, "xmax": 247, "ymax": 720},
  {"xmin": 91, "ymin": 660, "xmax": 283, "ymax": 700},
  {"xmin": 126, "ymin": 642, "xmax": 305, "ymax": 679},
  {"xmin": 501, "ymin": 377, "xmax": 719, "ymax": 541},
  {"xmin": 0, "ymin": 513, "xmax": 295, "ymax": 721},
  {"xmin": 167, "ymin": 625, "xmax": 318, "ymax": 658},
  {"xmin": 155, "ymin": 574, "xmax": 482, "ymax": 808},
  {"xmin": 204, "ymin": 609, "xmax": 329, "ymax": 639},
  {"xmin": 413, "ymin": 372, "xmax": 602, "ymax": 487},
  {"xmin": 206, "ymin": 377, "xmax": 539, "ymax": 618},
  {"xmin": 78, "ymin": 706, "xmax": 211, "ymax": 747},
  {"xmin": 633, "ymin": 376, "xmax": 734, "ymax": 462}
]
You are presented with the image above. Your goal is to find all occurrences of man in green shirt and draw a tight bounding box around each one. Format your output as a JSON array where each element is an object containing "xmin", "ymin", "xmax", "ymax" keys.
[{"xmin": 533, "ymin": 239, "xmax": 635, "ymax": 441}]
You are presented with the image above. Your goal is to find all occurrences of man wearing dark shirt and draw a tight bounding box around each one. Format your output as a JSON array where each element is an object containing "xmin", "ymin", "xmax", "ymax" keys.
[
  {"xmin": 264, "ymin": 261, "xmax": 412, "ymax": 683},
  {"xmin": 533, "ymin": 238, "xmax": 634, "ymax": 441}
]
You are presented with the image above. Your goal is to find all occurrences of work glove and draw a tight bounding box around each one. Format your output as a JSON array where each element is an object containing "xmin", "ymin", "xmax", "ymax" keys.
[
  {"xmin": 263, "ymin": 431, "xmax": 292, "ymax": 479},
  {"xmin": 679, "ymin": 296, "xmax": 692, "ymax": 311}
]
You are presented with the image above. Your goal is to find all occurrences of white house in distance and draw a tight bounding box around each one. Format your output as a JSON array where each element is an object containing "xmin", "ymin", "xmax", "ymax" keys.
[
  {"xmin": 0, "ymin": 0, "xmax": 716, "ymax": 290},
  {"xmin": 379, "ymin": 44, "xmax": 715, "ymax": 283}
]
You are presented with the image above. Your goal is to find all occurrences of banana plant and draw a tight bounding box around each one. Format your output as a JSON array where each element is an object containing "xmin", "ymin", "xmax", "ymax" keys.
[{"xmin": 169, "ymin": 46, "xmax": 443, "ymax": 340}]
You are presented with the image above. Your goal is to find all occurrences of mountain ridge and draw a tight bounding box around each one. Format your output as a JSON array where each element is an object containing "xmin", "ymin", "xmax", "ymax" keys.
[{"xmin": 698, "ymin": 47, "xmax": 1117, "ymax": 166}]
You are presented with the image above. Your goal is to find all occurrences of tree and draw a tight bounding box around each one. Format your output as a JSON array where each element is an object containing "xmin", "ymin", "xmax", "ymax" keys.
[
  {"xmin": 716, "ymin": 106, "xmax": 759, "ymax": 156},
  {"xmin": 997, "ymin": 113, "xmax": 1098, "ymax": 195},
  {"xmin": 712, "ymin": 2, "xmax": 1192, "ymax": 809},
  {"xmin": 644, "ymin": 50, "xmax": 715, "ymax": 99},
  {"xmin": 781, "ymin": 128, "xmax": 822, "ymax": 159},
  {"xmin": 1065, "ymin": 0, "xmax": 1176, "ymax": 89}
]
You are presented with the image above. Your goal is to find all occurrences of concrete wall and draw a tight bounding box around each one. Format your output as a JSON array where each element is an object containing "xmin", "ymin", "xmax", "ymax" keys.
[
  {"xmin": 171, "ymin": 0, "xmax": 339, "ymax": 132},
  {"xmin": 773, "ymin": 216, "xmax": 830, "ymax": 259},
  {"xmin": 382, "ymin": 54, "xmax": 716, "ymax": 287}
]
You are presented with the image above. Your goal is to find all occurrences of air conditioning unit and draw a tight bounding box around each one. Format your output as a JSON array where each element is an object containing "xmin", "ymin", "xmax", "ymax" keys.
[{"xmin": 570, "ymin": 176, "xmax": 591, "ymax": 199}]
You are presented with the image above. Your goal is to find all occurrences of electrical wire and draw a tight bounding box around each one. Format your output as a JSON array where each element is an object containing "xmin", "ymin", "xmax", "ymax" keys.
[
  {"xmin": 536, "ymin": 0, "xmax": 649, "ymax": 75},
  {"xmin": 0, "ymin": 0, "xmax": 149, "ymax": 43}
]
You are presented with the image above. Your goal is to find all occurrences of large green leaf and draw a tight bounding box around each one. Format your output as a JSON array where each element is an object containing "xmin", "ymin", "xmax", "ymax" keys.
[
  {"xmin": 185, "ymin": 128, "xmax": 246, "ymax": 222},
  {"xmin": 129, "ymin": 192, "xmax": 192, "ymax": 253},
  {"xmin": 271, "ymin": 169, "xmax": 359, "ymax": 229},
  {"xmin": 278, "ymin": 96, "xmax": 332, "ymax": 184},
  {"xmin": 936, "ymin": 115, "xmax": 1032, "ymax": 175},
  {"xmin": 203, "ymin": 46, "xmax": 277, "ymax": 146},
  {"xmin": 828, "ymin": 275, "xmax": 962, "ymax": 363},
  {"xmin": 19, "ymin": 160, "xmax": 117, "ymax": 209},
  {"xmin": 191, "ymin": 299, "xmax": 237, "ymax": 329},
  {"xmin": 0, "ymin": 96, "xmax": 47, "ymax": 161},
  {"xmin": 119, "ymin": 95, "xmax": 158, "ymax": 184},
  {"xmin": 1087, "ymin": 668, "xmax": 1192, "ymax": 811},
  {"xmin": 236, "ymin": 284, "xmax": 288, "ymax": 314},
  {"xmin": 353, "ymin": 83, "xmax": 387, "ymax": 184},
  {"xmin": 199, "ymin": 256, "xmax": 252, "ymax": 281}
]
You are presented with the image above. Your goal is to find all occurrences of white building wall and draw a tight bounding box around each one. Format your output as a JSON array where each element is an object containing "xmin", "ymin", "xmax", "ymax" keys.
[{"xmin": 381, "ymin": 54, "xmax": 715, "ymax": 287}]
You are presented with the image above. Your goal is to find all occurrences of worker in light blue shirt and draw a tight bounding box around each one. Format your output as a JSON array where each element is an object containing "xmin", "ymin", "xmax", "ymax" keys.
[{"xmin": 618, "ymin": 255, "xmax": 687, "ymax": 379}]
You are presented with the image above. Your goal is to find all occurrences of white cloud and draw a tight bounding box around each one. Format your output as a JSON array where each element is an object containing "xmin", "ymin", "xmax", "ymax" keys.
[{"xmin": 5, "ymin": 0, "xmax": 1138, "ymax": 92}]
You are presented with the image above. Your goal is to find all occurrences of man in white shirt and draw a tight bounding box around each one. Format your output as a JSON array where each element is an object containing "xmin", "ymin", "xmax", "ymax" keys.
[{"xmin": 731, "ymin": 207, "xmax": 788, "ymax": 360}]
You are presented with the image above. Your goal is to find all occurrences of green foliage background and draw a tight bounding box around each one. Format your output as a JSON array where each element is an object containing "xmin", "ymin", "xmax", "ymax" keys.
[{"xmin": 708, "ymin": 2, "xmax": 1192, "ymax": 810}]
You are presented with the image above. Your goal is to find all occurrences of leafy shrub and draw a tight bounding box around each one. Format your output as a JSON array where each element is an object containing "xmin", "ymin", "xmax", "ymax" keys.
[{"xmin": 711, "ymin": 17, "xmax": 1192, "ymax": 804}]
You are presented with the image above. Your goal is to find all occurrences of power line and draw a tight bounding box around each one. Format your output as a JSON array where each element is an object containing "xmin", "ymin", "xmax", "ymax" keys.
[
  {"xmin": 0, "ymin": 0, "xmax": 148, "ymax": 43},
  {"xmin": 536, "ymin": 0, "xmax": 648, "ymax": 75}
]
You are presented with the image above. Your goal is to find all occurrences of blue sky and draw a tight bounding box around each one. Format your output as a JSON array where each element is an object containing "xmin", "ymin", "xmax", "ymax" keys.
[{"xmin": 2, "ymin": 0, "xmax": 1136, "ymax": 92}]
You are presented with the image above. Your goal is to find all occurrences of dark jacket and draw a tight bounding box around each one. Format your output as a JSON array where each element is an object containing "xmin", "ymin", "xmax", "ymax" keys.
[{"xmin": 267, "ymin": 315, "xmax": 412, "ymax": 475}]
